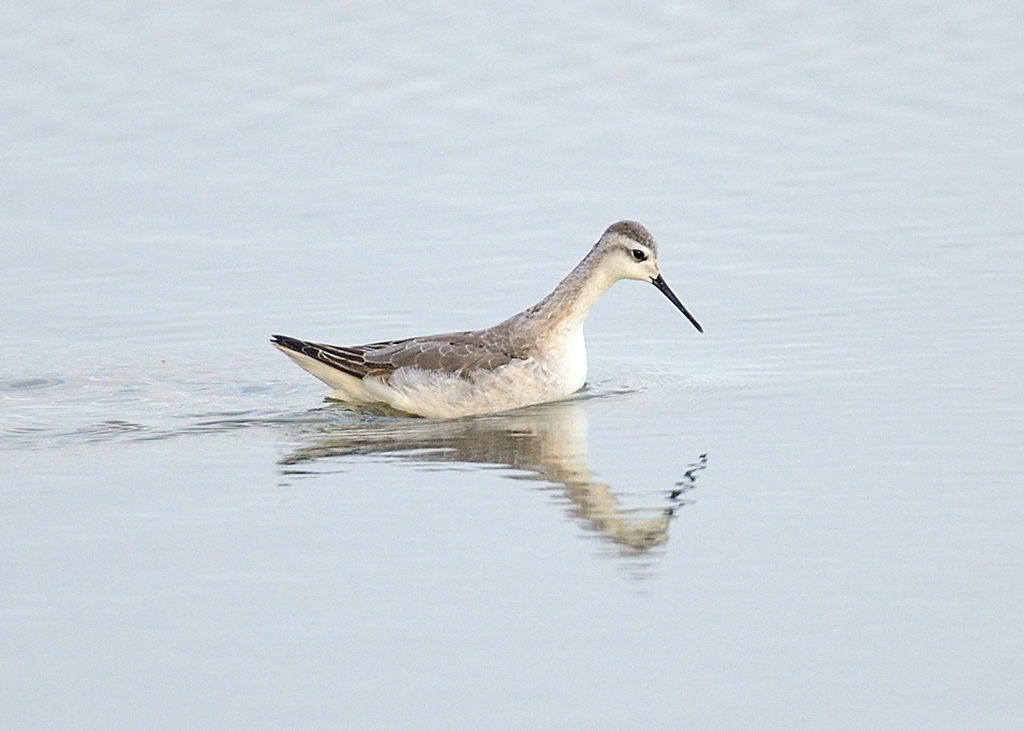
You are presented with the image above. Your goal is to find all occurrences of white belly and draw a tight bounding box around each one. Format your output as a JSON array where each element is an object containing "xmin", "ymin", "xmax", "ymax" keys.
[{"xmin": 362, "ymin": 325, "xmax": 589, "ymax": 418}]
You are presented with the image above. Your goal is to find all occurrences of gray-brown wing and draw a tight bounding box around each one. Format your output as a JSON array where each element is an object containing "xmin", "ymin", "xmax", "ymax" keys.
[
  {"xmin": 271, "ymin": 331, "xmax": 525, "ymax": 380},
  {"xmin": 364, "ymin": 331, "xmax": 526, "ymax": 378}
]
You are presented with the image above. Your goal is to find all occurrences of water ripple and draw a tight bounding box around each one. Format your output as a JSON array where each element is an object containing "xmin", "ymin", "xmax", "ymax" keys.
[
  {"xmin": 0, "ymin": 365, "xmax": 734, "ymax": 450},
  {"xmin": 0, "ymin": 377, "xmax": 65, "ymax": 391}
]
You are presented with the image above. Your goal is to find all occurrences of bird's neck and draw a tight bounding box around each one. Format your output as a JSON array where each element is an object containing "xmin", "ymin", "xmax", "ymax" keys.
[{"xmin": 531, "ymin": 250, "xmax": 616, "ymax": 334}]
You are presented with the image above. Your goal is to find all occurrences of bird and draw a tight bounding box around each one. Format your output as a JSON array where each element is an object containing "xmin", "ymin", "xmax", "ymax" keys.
[{"xmin": 271, "ymin": 220, "xmax": 702, "ymax": 418}]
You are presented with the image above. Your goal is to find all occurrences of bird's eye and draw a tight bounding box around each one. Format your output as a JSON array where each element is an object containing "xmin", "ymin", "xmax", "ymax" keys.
[{"xmin": 631, "ymin": 249, "xmax": 647, "ymax": 262}]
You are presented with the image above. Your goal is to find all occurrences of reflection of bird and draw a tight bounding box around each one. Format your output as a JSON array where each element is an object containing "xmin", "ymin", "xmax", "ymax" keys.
[
  {"xmin": 280, "ymin": 400, "xmax": 704, "ymax": 553},
  {"xmin": 272, "ymin": 220, "xmax": 702, "ymax": 418}
]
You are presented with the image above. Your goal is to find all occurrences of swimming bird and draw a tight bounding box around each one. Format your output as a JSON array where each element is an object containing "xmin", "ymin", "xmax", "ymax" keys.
[{"xmin": 272, "ymin": 220, "xmax": 702, "ymax": 418}]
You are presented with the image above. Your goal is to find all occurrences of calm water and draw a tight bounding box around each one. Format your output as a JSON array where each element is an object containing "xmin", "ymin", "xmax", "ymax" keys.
[{"xmin": 2, "ymin": 3, "xmax": 1023, "ymax": 728}]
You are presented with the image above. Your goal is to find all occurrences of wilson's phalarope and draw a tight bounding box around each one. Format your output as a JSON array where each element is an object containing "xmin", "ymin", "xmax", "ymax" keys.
[{"xmin": 272, "ymin": 220, "xmax": 702, "ymax": 418}]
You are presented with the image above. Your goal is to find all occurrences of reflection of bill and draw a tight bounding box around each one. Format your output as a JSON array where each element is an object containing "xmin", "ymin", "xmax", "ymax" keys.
[{"xmin": 280, "ymin": 400, "xmax": 707, "ymax": 553}]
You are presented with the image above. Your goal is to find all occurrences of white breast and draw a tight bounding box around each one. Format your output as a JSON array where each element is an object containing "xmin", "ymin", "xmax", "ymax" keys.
[{"xmin": 557, "ymin": 324, "xmax": 588, "ymax": 395}]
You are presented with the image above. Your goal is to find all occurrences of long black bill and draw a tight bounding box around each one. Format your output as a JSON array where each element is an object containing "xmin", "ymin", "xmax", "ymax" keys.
[{"xmin": 652, "ymin": 274, "xmax": 703, "ymax": 333}]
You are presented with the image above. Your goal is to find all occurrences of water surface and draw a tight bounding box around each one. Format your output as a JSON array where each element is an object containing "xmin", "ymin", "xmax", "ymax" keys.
[{"xmin": 2, "ymin": 2, "xmax": 1023, "ymax": 728}]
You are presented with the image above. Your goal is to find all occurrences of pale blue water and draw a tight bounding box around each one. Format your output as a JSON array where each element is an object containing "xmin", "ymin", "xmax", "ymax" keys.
[{"xmin": 2, "ymin": 3, "xmax": 1023, "ymax": 728}]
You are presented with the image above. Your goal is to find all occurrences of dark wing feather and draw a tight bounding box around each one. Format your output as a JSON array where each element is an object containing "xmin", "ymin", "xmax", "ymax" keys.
[{"xmin": 271, "ymin": 334, "xmax": 398, "ymax": 378}]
